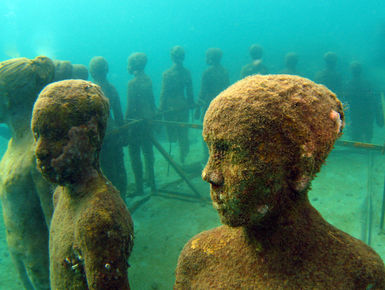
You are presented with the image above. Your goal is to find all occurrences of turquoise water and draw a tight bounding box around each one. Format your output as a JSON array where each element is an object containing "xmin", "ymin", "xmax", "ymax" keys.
[{"xmin": 2, "ymin": 0, "xmax": 385, "ymax": 104}]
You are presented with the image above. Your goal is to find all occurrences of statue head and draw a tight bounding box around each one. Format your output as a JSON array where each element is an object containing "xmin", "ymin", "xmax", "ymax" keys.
[
  {"xmin": 206, "ymin": 48, "xmax": 223, "ymax": 65},
  {"xmin": 32, "ymin": 80, "xmax": 109, "ymax": 185},
  {"xmin": 72, "ymin": 64, "xmax": 89, "ymax": 80},
  {"xmin": 89, "ymin": 56, "xmax": 109, "ymax": 82},
  {"xmin": 53, "ymin": 60, "xmax": 73, "ymax": 81},
  {"xmin": 323, "ymin": 51, "xmax": 338, "ymax": 69},
  {"xmin": 0, "ymin": 56, "xmax": 54, "ymax": 122},
  {"xmin": 249, "ymin": 44, "xmax": 263, "ymax": 60},
  {"xmin": 202, "ymin": 75, "xmax": 344, "ymax": 227},
  {"xmin": 127, "ymin": 52, "xmax": 147, "ymax": 75},
  {"xmin": 285, "ymin": 52, "xmax": 298, "ymax": 70},
  {"xmin": 171, "ymin": 45, "xmax": 185, "ymax": 64}
]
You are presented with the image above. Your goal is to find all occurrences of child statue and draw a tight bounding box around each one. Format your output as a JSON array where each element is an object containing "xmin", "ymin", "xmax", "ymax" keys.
[
  {"xmin": 0, "ymin": 56, "xmax": 55, "ymax": 289},
  {"xmin": 126, "ymin": 52, "xmax": 157, "ymax": 195},
  {"xmin": 175, "ymin": 75, "xmax": 385, "ymax": 289},
  {"xmin": 32, "ymin": 80, "xmax": 134, "ymax": 289}
]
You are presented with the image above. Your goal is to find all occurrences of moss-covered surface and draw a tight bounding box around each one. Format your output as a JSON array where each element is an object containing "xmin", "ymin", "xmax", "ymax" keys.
[
  {"xmin": 49, "ymin": 179, "xmax": 133, "ymax": 289},
  {"xmin": 175, "ymin": 75, "xmax": 385, "ymax": 289},
  {"xmin": 53, "ymin": 60, "xmax": 73, "ymax": 81},
  {"xmin": 0, "ymin": 129, "xmax": 385, "ymax": 289},
  {"xmin": 0, "ymin": 56, "xmax": 54, "ymax": 290},
  {"xmin": 72, "ymin": 64, "xmax": 89, "ymax": 80},
  {"xmin": 32, "ymin": 80, "xmax": 134, "ymax": 289}
]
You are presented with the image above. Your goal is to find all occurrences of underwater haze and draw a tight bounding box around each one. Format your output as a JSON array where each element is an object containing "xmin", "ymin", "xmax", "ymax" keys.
[
  {"xmin": 2, "ymin": 0, "xmax": 385, "ymax": 289},
  {"xmin": 1, "ymin": 0, "xmax": 385, "ymax": 104}
]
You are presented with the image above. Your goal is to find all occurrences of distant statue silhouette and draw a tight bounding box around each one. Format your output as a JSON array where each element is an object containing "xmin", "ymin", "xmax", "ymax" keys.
[
  {"xmin": 160, "ymin": 45, "xmax": 194, "ymax": 164},
  {"xmin": 240, "ymin": 44, "xmax": 268, "ymax": 78}
]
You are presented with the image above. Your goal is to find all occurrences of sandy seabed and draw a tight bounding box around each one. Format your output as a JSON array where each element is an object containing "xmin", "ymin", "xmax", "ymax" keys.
[{"xmin": 0, "ymin": 127, "xmax": 385, "ymax": 289}]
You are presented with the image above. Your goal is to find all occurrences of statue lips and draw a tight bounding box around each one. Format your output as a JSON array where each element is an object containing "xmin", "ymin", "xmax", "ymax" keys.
[
  {"xmin": 210, "ymin": 185, "xmax": 226, "ymax": 210},
  {"xmin": 36, "ymin": 159, "xmax": 52, "ymax": 176}
]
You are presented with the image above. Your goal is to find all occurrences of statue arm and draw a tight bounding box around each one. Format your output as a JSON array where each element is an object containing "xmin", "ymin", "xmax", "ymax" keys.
[
  {"xmin": 148, "ymin": 80, "xmax": 157, "ymax": 116},
  {"xmin": 240, "ymin": 65, "xmax": 248, "ymax": 79},
  {"xmin": 199, "ymin": 71, "xmax": 210, "ymax": 105},
  {"xmin": 159, "ymin": 73, "xmax": 168, "ymax": 112},
  {"xmin": 185, "ymin": 71, "xmax": 194, "ymax": 106},
  {"xmin": 31, "ymin": 163, "xmax": 54, "ymax": 226},
  {"xmin": 125, "ymin": 82, "xmax": 135, "ymax": 119},
  {"xmin": 109, "ymin": 86, "xmax": 124, "ymax": 125},
  {"xmin": 174, "ymin": 245, "xmax": 194, "ymax": 289},
  {"xmin": 79, "ymin": 210, "xmax": 131, "ymax": 290}
]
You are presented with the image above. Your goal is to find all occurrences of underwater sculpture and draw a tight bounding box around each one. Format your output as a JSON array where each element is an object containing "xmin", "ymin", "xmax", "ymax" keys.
[
  {"xmin": 345, "ymin": 61, "xmax": 384, "ymax": 142},
  {"xmin": 240, "ymin": 44, "xmax": 268, "ymax": 79},
  {"xmin": 126, "ymin": 52, "xmax": 157, "ymax": 195},
  {"xmin": 315, "ymin": 51, "xmax": 342, "ymax": 96},
  {"xmin": 174, "ymin": 75, "xmax": 385, "ymax": 289},
  {"xmin": 196, "ymin": 48, "xmax": 230, "ymax": 119},
  {"xmin": 72, "ymin": 64, "xmax": 89, "ymax": 80},
  {"xmin": 32, "ymin": 80, "xmax": 134, "ymax": 290},
  {"xmin": 0, "ymin": 56, "xmax": 55, "ymax": 289},
  {"xmin": 195, "ymin": 47, "xmax": 230, "ymax": 164},
  {"xmin": 160, "ymin": 45, "xmax": 194, "ymax": 164},
  {"xmin": 89, "ymin": 56, "xmax": 127, "ymax": 199},
  {"xmin": 53, "ymin": 60, "xmax": 73, "ymax": 81},
  {"xmin": 281, "ymin": 52, "xmax": 299, "ymax": 75}
]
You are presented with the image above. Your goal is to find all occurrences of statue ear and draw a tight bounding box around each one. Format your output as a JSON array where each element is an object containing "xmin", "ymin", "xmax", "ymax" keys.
[
  {"xmin": 289, "ymin": 142, "xmax": 316, "ymax": 194},
  {"xmin": 292, "ymin": 174, "xmax": 312, "ymax": 193},
  {"xmin": 86, "ymin": 117, "xmax": 101, "ymax": 150}
]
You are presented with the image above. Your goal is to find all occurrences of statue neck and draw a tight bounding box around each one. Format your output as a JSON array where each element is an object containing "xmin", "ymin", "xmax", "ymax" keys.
[
  {"xmin": 6, "ymin": 110, "xmax": 33, "ymax": 143},
  {"xmin": 244, "ymin": 194, "xmax": 322, "ymax": 250},
  {"xmin": 66, "ymin": 167, "xmax": 104, "ymax": 199}
]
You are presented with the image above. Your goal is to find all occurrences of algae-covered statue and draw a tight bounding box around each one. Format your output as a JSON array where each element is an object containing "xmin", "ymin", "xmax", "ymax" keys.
[
  {"xmin": 53, "ymin": 60, "xmax": 73, "ymax": 81},
  {"xmin": 345, "ymin": 61, "xmax": 384, "ymax": 142},
  {"xmin": 160, "ymin": 45, "xmax": 194, "ymax": 164},
  {"xmin": 175, "ymin": 75, "xmax": 385, "ymax": 289},
  {"xmin": 196, "ymin": 48, "xmax": 230, "ymax": 119},
  {"xmin": 32, "ymin": 80, "xmax": 134, "ymax": 289},
  {"xmin": 281, "ymin": 52, "xmax": 299, "ymax": 75},
  {"xmin": 72, "ymin": 64, "xmax": 89, "ymax": 80},
  {"xmin": 126, "ymin": 52, "xmax": 157, "ymax": 195},
  {"xmin": 240, "ymin": 44, "xmax": 268, "ymax": 79},
  {"xmin": 89, "ymin": 56, "xmax": 127, "ymax": 199},
  {"xmin": 195, "ymin": 47, "xmax": 230, "ymax": 164},
  {"xmin": 0, "ymin": 56, "xmax": 55, "ymax": 289},
  {"xmin": 314, "ymin": 51, "xmax": 342, "ymax": 97}
]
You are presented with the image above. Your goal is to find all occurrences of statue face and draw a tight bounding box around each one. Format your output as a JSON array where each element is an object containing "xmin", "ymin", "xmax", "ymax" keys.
[
  {"xmin": 32, "ymin": 108, "xmax": 96, "ymax": 185},
  {"xmin": 89, "ymin": 57, "xmax": 108, "ymax": 82},
  {"xmin": 0, "ymin": 92, "xmax": 7, "ymax": 123},
  {"xmin": 202, "ymin": 128, "xmax": 285, "ymax": 227},
  {"xmin": 201, "ymin": 74, "xmax": 344, "ymax": 228},
  {"xmin": 33, "ymin": 110, "xmax": 71, "ymax": 184}
]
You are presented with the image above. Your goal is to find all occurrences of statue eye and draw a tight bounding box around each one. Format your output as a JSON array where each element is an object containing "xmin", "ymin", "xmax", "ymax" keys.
[{"xmin": 215, "ymin": 142, "xmax": 229, "ymax": 153}]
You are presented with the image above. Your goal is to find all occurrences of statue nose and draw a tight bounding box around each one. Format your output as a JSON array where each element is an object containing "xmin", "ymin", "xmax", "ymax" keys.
[
  {"xmin": 35, "ymin": 141, "xmax": 50, "ymax": 161},
  {"xmin": 202, "ymin": 168, "xmax": 224, "ymax": 186}
]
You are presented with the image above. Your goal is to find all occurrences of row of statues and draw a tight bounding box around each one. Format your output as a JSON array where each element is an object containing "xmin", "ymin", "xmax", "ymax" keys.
[
  {"xmin": 53, "ymin": 45, "xmax": 228, "ymax": 198},
  {"xmin": 57, "ymin": 44, "xmax": 385, "ymax": 198},
  {"xmin": 0, "ymin": 56, "xmax": 134, "ymax": 289},
  {"xmin": 1, "ymin": 45, "xmax": 383, "ymax": 202},
  {"xmin": 0, "ymin": 49, "xmax": 385, "ymax": 288}
]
